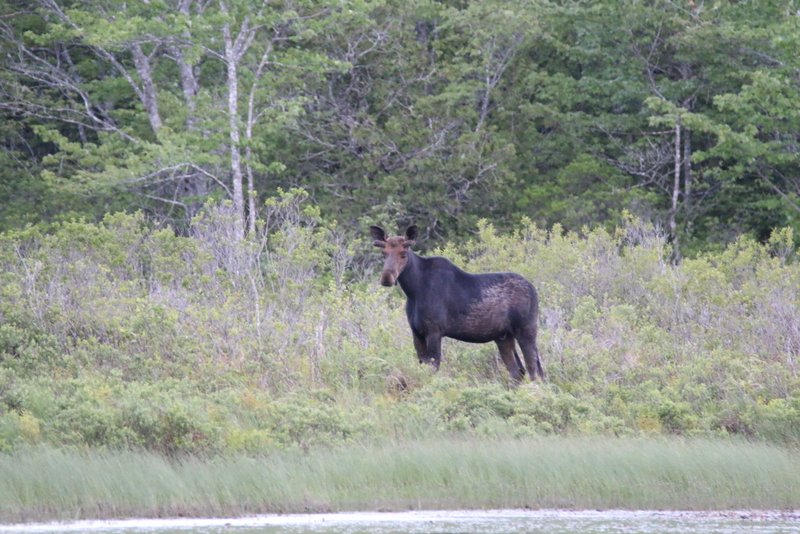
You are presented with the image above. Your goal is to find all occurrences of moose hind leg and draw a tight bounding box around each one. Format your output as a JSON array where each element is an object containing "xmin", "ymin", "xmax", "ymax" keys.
[
  {"xmin": 513, "ymin": 348, "xmax": 526, "ymax": 376},
  {"xmin": 496, "ymin": 337, "xmax": 524, "ymax": 382},
  {"xmin": 517, "ymin": 327, "xmax": 544, "ymax": 380}
]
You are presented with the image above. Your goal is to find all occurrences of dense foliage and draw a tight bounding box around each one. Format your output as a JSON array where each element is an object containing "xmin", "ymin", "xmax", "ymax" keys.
[
  {"xmin": 2, "ymin": 1, "xmax": 799, "ymax": 254},
  {"xmin": 1, "ymin": 192, "xmax": 798, "ymax": 454},
  {"xmin": 1, "ymin": 0, "xmax": 799, "ymax": 458}
]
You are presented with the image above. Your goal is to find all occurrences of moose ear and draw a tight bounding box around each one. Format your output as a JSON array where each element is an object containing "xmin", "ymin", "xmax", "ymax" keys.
[
  {"xmin": 405, "ymin": 225, "xmax": 419, "ymax": 242},
  {"xmin": 370, "ymin": 226, "xmax": 386, "ymax": 243}
]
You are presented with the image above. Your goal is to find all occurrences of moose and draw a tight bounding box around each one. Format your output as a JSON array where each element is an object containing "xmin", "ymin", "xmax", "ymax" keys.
[{"xmin": 370, "ymin": 225, "xmax": 544, "ymax": 382}]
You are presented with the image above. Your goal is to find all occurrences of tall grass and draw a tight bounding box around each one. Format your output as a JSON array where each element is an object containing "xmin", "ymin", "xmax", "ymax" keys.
[{"xmin": 1, "ymin": 437, "xmax": 799, "ymax": 523}]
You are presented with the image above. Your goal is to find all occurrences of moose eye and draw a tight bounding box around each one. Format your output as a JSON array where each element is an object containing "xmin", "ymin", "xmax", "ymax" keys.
[{"xmin": 399, "ymin": 252, "xmax": 407, "ymax": 259}]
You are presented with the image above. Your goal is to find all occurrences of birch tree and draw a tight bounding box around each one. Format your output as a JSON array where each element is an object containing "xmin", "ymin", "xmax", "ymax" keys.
[
  {"xmin": 0, "ymin": 0, "xmax": 214, "ymax": 217},
  {"xmin": 1, "ymin": 0, "xmax": 340, "ymax": 237}
]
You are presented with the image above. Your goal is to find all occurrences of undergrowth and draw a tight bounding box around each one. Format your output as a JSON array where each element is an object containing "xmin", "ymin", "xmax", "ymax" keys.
[{"xmin": 0, "ymin": 191, "xmax": 799, "ymax": 454}]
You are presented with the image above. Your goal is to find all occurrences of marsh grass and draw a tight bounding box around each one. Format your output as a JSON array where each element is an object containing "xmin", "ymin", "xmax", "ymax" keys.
[{"xmin": 1, "ymin": 437, "xmax": 799, "ymax": 523}]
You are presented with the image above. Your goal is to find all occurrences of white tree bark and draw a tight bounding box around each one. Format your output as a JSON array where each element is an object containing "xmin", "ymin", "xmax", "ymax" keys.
[
  {"xmin": 223, "ymin": 22, "xmax": 246, "ymax": 240},
  {"xmin": 220, "ymin": 0, "xmax": 256, "ymax": 240},
  {"xmin": 131, "ymin": 43, "xmax": 163, "ymax": 134},
  {"xmin": 173, "ymin": 0, "xmax": 199, "ymax": 130},
  {"xmin": 669, "ymin": 118, "xmax": 682, "ymax": 262},
  {"xmin": 244, "ymin": 41, "xmax": 276, "ymax": 235}
]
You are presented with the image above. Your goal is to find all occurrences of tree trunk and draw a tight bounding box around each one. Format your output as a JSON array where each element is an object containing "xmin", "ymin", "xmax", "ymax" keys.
[
  {"xmin": 244, "ymin": 45, "xmax": 274, "ymax": 236},
  {"xmin": 131, "ymin": 44, "xmax": 162, "ymax": 134},
  {"xmin": 223, "ymin": 19, "xmax": 246, "ymax": 241},
  {"xmin": 669, "ymin": 118, "xmax": 682, "ymax": 263},
  {"xmin": 683, "ymin": 127, "xmax": 692, "ymax": 214},
  {"xmin": 171, "ymin": 0, "xmax": 209, "ymax": 209},
  {"xmin": 174, "ymin": 0, "xmax": 199, "ymax": 130}
]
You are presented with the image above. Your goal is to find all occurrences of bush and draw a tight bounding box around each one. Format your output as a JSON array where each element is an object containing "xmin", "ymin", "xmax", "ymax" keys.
[{"xmin": 0, "ymin": 202, "xmax": 798, "ymax": 452}]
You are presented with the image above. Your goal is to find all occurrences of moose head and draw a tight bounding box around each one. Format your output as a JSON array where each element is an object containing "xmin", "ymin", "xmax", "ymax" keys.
[{"xmin": 370, "ymin": 225, "xmax": 418, "ymax": 286}]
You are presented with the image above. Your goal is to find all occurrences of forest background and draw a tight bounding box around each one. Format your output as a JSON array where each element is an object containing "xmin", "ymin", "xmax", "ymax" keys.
[{"xmin": 1, "ymin": 0, "xmax": 800, "ymax": 460}]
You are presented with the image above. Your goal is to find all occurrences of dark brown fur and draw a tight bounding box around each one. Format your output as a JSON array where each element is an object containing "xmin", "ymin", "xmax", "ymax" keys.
[{"xmin": 371, "ymin": 225, "xmax": 544, "ymax": 382}]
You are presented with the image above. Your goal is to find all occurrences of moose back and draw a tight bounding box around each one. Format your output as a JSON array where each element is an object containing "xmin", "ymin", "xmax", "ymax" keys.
[{"xmin": 370, "ymin": 225, "xmax": 544, "ymax": 382}]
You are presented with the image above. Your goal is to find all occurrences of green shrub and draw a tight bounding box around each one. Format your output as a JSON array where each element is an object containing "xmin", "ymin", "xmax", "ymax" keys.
[
  {"xmin": 752, "ymin": 396, "xmax": 800, "ymax": 445},
  {"xmin": 437, "ymin": 382, "xmax": 516, "ymax": 431},
  {"xmin": 0, "ymin": 204, "xmax": 798, "ymax": 452},
  {"xmin": 262, "ymin": 394, "xmax": 371, "ymax": 450}
]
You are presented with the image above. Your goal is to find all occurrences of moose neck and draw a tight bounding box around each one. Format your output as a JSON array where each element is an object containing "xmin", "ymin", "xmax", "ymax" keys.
[{"xmin": 396, "ymin": 251, "xmax": 422, "ymax": 298}]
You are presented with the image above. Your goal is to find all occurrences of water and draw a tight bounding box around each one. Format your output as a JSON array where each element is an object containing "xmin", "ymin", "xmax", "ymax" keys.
[{"xmin": 1, "ymin": 510, "xmax": 798, "ymax": 534}]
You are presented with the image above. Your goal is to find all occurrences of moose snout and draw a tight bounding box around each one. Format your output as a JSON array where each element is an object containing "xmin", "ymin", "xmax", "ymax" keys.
[{"xmin": 380, "ymin": 272, "xmax": 397, "ymax": 286}]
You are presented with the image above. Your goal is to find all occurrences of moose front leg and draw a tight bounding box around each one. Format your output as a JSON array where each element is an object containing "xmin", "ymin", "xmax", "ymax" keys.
[
  {"xmin": 412, "ymin": 329, "xmax": 441, "ymax": 369},
  {"xmin": 424, "ymin": 332, "xmax": 442, "ymax": 370},
  {"xmin": 412, "ymin": 330, "xmax": 426, "ymax": 364}
]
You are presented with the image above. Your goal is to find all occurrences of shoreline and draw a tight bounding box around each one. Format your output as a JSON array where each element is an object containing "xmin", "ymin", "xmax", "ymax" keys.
[{"xmin": 2, "ymin": 509, "xmax": 800, "ymax": 533}]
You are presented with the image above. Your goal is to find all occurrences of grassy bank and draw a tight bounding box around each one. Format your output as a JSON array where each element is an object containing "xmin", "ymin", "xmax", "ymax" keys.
[
  {"xmin": 1, "ymin": 437, "xmax": 799, "ymax": 523},
  {"xmin": 1, "ymin": 201, "xmax": 800, "ymax": 526}
]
